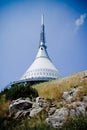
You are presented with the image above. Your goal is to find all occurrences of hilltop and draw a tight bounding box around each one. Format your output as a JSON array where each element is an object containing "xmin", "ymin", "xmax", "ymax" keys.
[{"xmin": 0, "ymin": 70, "xmax": 87, "ymax": 130}]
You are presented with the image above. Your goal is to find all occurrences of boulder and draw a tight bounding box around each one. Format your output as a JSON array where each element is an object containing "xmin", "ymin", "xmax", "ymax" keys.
[
  {"xmin": 62, "ymin": 86, "xmax": 83, "ymax": 102},
  {"xmin": 46, "ymin": 108, "xmax": 69, "ymax": 128},
  {"xmin": 46, "ymin": 86, "xmax": 87, "ymax": 128},
  {"xmin": 9, "ymin": 97, "xmax": 48, "ymax": 118},
  {"xmin": 83, "ymin": 95, "xmax": 87, "ymax": 102},
  {"xmin": 30, "ymin": 107, "xmax": 43, "ymax": 117},
  {"xmin": 35, "ymin": 97, "xmax": 48, "ymax": 108},
  {"xmin": 9, "ymin": 98, "xmax": 33, "ymax": 115},
  {"xmin": 69, "ymin": 101, "xmax": 87, "ymax": 117},
  {"xmin": 14, "ymin": 110, "xmax": 31, "ymax": 119},
  {"xmin": 48, "ymin": 107, "xmax": 56, "ymax": 116}
]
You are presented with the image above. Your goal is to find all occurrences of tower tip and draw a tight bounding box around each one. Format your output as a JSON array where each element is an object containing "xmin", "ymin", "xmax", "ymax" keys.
[{"xmin": 41, "ymin": 14, "xmax": 44, "ymax": 25}]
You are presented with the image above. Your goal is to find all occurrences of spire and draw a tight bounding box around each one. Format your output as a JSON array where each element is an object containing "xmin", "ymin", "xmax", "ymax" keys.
[
  {"xmin": 41, "ymin": 14, "xmax": 44, "ymax": 25},
  {"xmin": 39, "ymin": 14, "xmax": 46, "ymax": 48}
]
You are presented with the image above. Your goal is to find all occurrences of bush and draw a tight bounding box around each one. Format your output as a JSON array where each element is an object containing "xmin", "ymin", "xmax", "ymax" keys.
[
  {"xmin": 0, "ymin": 88, "xmax": 8, "ymax": 99},
  {"xmin": 62, "ymin": 114, "xmax": 87, "ymax": 130},
  {"xmin": 5, "ymin": 83, "xmax": 38, "ymax": 100},
  {"xmin": 0, "ymin": 117, "xmax": 21, "ymax": 130}
]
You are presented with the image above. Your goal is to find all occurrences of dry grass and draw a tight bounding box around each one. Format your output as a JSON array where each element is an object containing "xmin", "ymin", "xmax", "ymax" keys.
[
  {"xmin": 33, "ymin": 71, "xmax": 87, "ymax": 101},
  {"xmin": 77, "ymin": 79, "xmax": 87, "ymax": 99},
  {"xmin": 0, "ymin": 95, "xmax": 10, "ymax": 117}
]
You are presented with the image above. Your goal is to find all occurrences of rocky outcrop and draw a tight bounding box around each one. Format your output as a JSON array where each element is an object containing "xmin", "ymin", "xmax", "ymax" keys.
[
  {"xmin": 9, "ymin": 97, "xmax": 48, "ymax": 119},
  {"xmin": 45, "ymin": 86, "xmax": 87, "ymax": 128},
  {"xmin": 9, "ymin": 86, "xmax": 87, "ymax": 128},
  {"xmin": 83, "ymin": 96, "xmax": 87, "ymax": 102},
  {"xmin": 9, "ymin": 98, "xmax": 33, "ymax": 112},
  {"xmin": 62, "ymin": 86, "xmax": 82, "ymax": 102},
  {"xmin": 46, "ymin": 108, "xmax": 69, "ymax": 128},
  {"xmin": 30, "ymin": 107, "xmax": 43, "ymax": 117},
  {"xmin": 69, "ymin": 101, "xmax": 86, "ymax": 117}
]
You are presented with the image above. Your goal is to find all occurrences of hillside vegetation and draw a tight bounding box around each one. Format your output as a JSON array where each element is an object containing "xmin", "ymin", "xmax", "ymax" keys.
[
  {"xmin": 33, "ymin": 71, "xmax": 87, "ymax": 101},
  {"xmin": 0, "ymin": 70, "xmax": 87, "ymax": 130},
  {"xmin": 0, "ymin": 83, "xmax": 38, "ymax": 118}
]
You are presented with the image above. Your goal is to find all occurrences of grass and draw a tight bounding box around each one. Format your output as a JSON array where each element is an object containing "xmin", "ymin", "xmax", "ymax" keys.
[
  {"xmin": 62, "ymin": 113, "xmax": 87, "ymax": 130},
  {"xmin": 0, "ymin": 94, "xmax": 10, "ymax": 118},
  {"xmin": 76, "ymin": 79, "xmax": 87, "ymax": 100},
  {"xmin": 0, "ymin": 112, "xmax": 87, "ymax": 130},
  {"xmin": 0, "ymin": 109, "xmax": 57, "ymax": 130},
  {"xmin": 33, "ymin": 71, "xmax": 87, "ymax": 102}
]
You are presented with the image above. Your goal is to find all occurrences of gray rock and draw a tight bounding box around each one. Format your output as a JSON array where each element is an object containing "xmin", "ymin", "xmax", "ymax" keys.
[
  {"xmin": 14, "ymin": 111, "xmax": 23, "ymax": 119},
  {"xmin": 36, "ymin": 97, "xmax": 41, "ymax": 103},
  {"xmin": 70, "ymin": 109, "xmax": 76, "ymax": 117},
  {"xmin": 9, "ymin": 97, "xmax": 48, "ymax": 118},
  {"xmin": 62, "ymin": 86, "xmax": 83, "ymax": 102},
  {"xmin": 35, "ymin": 97, "xmax": 48, "ymax": 108},
  {"xmin": 75, "ymin": 105, "xmax": 86, "ymax": 116},
  {"xmin": 32, "ymin": 102, "xmax": 39, "ymax": 108},
  {"xmin": 14, "ymin": 110, "xmax": 31, "ymax": 119},
  {"xmin": 48, "ymin": 107, "xmax": 56, "ymax": 116},
  {"xmin": 62, "ymin": 90, "xmax": 74, "ymax": 102},
  {"xmin": 9, "ymin": 98, "xmax": 33, "ymax": 115},
  {"xmin": 69, "ymin": 101, "xmax": 87, "ymax": 117},
  {"xmin": 46, "ymin": 108, "xmax": 69, "ymax": 128},
  {"xmin": 30, "ymin": 107, "xmax": 43, "ymax": 117},
  {"xmin": 63, "ymin": 92, "xmax": 69, "ymax": 99},
  {"xmin": 83, "ymin": 96, "xmax": 87, "ymax": 102}
]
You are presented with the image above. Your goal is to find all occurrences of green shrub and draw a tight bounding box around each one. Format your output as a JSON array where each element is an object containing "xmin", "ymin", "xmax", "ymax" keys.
[
  {"xmin": 0, "ymin": 88, "xmax": 8, "ymax": 99},
  {"xmin": 5, "ymin": 83, "xmax": 38, "ymax": 100},
  {"xmin": 0, "ymin": 117, "xmax": 21, "ymax": 130},
  {"xmin": 62, "ymin": 114, "xmax": 87, "ymax": 130}
]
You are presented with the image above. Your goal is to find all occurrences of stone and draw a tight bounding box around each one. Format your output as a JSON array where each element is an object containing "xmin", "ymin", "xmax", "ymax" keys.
[
  {"xmin": 70, "ymin": 109, "xmax": 76, "ymax": 117},
  {"xmin": 9, "ymin": 97, "xmax": 48, "ymax": 119},
  {"xmin": 14, "ymin": 110, "xmax": 31, "ymax": 119},
  {"xmin": 48, "ymin": 107, "xmax": 56, "ymax": 116},
  {"xmin": 30, "ymin": 107, "xmax": 43, "ymax": 117},
  {"xmin": 69, "ymin": 101, "xmax": 87, "ymax": 117},
  {"xmin": 9, "ymin": 98, "xmax": 33, "ymax": 115},
  {"xmin": 62, "ymin": 92, "xmax": 69, "ymax": 100},
  {"xmin": 35, "ymin": 97, "xmax": 48, "ymax": 108},
  {"xmin": 62, "ymin": 86, "xmax": 83, "ymax": 102},
  {"xmin": 14, "ymin": 111, "xmax": 23, "ymax": 119},
  {"xmin": 32, "ymin": 102, "xmax": 39, "ymax": 108},
  {"xmin": 36, "ymin": 97, "xmax": 41, "ymax": 103},
  {"xmin": 75, "ymin": 105, "xmax": 86, "ymax": 116},
  {"xmin": 46, "ymin": 108, "xmax": 69, "ymax": 128},
  {"xmin": 83, "ymin": 96, "xmax": 87, "ymax": 102}
]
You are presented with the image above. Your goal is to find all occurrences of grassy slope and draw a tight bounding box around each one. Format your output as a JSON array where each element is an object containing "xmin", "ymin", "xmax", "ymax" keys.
[{"xmin": 33, "ymin": 70, "xmax": 87, "ymax": 101}]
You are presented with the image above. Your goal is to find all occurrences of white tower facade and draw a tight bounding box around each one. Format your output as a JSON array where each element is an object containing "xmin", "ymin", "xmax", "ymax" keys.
[{"xmin": 20, "ymin": 15, "xmax": 60, "ymax": 81}]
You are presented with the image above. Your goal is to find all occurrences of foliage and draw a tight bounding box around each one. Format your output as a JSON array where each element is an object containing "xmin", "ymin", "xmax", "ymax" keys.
[
  {"xmin": 0, "ymin": 117, "xmax": 21, "ymax": 130},
  {"xmin": 0, "ymin": 109, "xmax": 57, "ymax": 130},
  {"xmin": 5, "ymin": 83, "xmax": 38, "ymax": 100},
  {"xmin": 0, "ymin": 88, "xmax": 8, "ymax": 99},
  {"xmin": 62, "ymin": 114, "xmax": 87, "ymax": 130},
  {"xmin": 1, "ymin": 113, "xmax": 87, "ymax": 130},
  {"xmin": 0, "ymin": 82, "xmax": 38, "ymax": 118},
  {"xmin": 0, "ymin": 95, "xmax": 9, "ymax": 118}
]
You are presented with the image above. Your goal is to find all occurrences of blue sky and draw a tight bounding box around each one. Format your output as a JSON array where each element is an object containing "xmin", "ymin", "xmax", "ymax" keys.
[{"xmin": 0, "ymin": 0, "xmax": 87, "ymax": 90}]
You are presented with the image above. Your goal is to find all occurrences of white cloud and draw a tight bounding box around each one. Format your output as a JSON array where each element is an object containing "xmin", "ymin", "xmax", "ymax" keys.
[{"xmin": 75, "ymin": 13, "xmax": 87, "ymax": 30}]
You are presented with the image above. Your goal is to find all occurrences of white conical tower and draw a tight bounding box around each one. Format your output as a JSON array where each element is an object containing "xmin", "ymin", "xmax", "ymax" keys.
[{"xmin": 20, "ymin": 15, "xmax": 60, "ymax": 81}]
